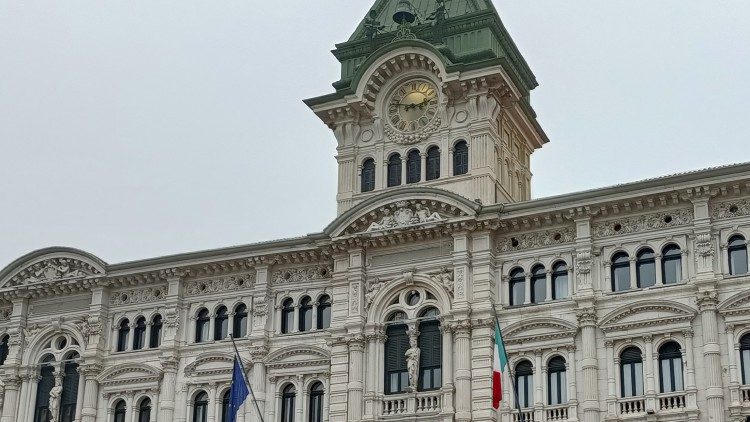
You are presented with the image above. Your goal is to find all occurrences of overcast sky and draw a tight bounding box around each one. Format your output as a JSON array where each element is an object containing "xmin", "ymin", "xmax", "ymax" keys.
[{"xmin": 1, "ymin": 1, "xmax": 749, "ymax": 268}]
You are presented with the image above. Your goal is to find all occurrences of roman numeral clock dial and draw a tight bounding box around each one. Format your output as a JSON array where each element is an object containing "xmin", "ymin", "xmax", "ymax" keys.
[{"xmin": 387, "ymin": 79, "xmax": 439, "ymax": 135}]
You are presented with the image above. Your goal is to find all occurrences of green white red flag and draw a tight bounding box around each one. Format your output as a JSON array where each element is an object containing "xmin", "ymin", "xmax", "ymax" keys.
[{"xmin": 492, "ymin": 318, "xmax": 509, "ymax": 409}]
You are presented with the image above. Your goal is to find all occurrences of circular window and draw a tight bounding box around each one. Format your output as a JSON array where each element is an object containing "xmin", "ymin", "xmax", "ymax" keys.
[
  {"xmin": 237, "ymin": 279, "xmax": 245, "ymax": 287},
  {"xmin": 553, "ymin": 233, "xmax": 562, "ymax": 241},
  {"xmin": 55, "ymin": 337, "xmax": 67, "ymax": 350},
  {"xmin": 511, "ymin": 238, "xmax": 519, "ymax": 248},
  {"xmin": 730, "ymin": 205, "xmax": 739, "ymax": 213},
  {"xmin": 613, "ymin": 223, "xmax": 622, "ymax": 232},
  {"xmin": 120, "ymin": 293, "xmax": 128, "ymax": 302},
  {"xmin": 407, "ymin": 291, "xmax": 421, "ymax": 306},
  {"xmin": 199, "ymin": 284, "xmax": 207, "ymax": 292},
  {"xmin": 319, "ymin": 268, "xmax": 328, "ymax": 277},
  {"xmin": 154, "ymin": 290, "xmax": 162, "ymax": 298},
  {"xmin": 663, "ymin": 215, "xmax": 673, "ymax": 224},
  {"xmin": 284, "ymin": 272, "xmax": 292, "ymax": 281}
]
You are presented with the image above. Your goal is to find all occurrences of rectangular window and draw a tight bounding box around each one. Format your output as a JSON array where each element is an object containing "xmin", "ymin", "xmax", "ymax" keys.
[
  {"xmin": 662, "ymin": 258, "xmax": 681, "ymax": 284},
  {"xmin": 532, "ymin": 278, "xmax": 546, "ymax": 303},
  {"xmin": 511, "ymin": 281, "xmax": 525, "ymax": 306},
  {"xmin": 613, "ymin": 266, "xmax": 630, "ymax": 291},
  {"xmin": 553, "ymin": 274, "xmax": 568, "ymax": 300},
  {"xmin": 742, "ymin": 350, "xmax": 750, "ymax": 384}
]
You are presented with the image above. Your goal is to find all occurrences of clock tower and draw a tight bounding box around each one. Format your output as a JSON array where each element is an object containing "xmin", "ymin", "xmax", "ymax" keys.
[{"xmin": 305, "ymin": 0, "xmax": 549, "ymax": 215}]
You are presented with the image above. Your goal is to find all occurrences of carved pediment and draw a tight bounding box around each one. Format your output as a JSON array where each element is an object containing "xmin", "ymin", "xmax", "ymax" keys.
[
  {"xmin": 97, "ymin": 363, "xmax": 162, "ymax": 387},
  {"xmin": 718, "ymin": 289, "xmax": 750, "ymax": 316},
  {"xmin": 184, "ymin": 352, "xmax": 250, "ymax": 378},
  {"xmin": 342, "ymin": 199, "xmax": 468, "ymax": 236},
  {"xmin": 502, "ymin": 317, "xmax": 577, "ymax": 345},
  {"xmin": 264, "ymin": 346, "xmax": 331, "ymax": 370},
  {"xmin": 6, "ymin": 257, "xmax": 101, "ymax": 287},
  {"xmin": 599, "ymin": 300, "xmax": 696, "ymax": 333}
]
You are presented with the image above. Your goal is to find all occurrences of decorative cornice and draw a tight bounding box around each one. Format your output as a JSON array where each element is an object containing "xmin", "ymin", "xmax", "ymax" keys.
[
  {"xmin": 110, "ymin": 285, "xmax": 167, "ymax": 306},
  {"xmin": 592, "ymin": 208, "xmax": 693, "ymax": 239},
  {"xmin": 271, "ymin": 265, "xmax": 332, "ymax": 285},
  {"xmin": 496, "ymin": 226, "xmax": 575, "ymax": 253},
  {"xmin": 711, "ymin": 198, "xmax": 750, "ymax": 220},
  {"xmin": 185, "ymin": 274, "xmax": 254, "ymax": 296}
]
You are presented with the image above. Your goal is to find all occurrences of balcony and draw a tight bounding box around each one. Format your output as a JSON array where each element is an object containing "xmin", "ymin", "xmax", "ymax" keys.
[
  {"xmin": 657, "ymin": 392, "xmax": 686, "ymax": 411},
  {"xmin": 618, "ymin": 396, "xmax": 646, "ymax": 416},
  {"xmin": 742, "ymin": 385, "xmax": 750, "ymax": 403},
  {"xmin": 503, "ymin": 404, "xmax": 573, "ymax": 421},
  {"xmin": 381, "ymin": 391, "xmax": 443, "ymax": 418}
]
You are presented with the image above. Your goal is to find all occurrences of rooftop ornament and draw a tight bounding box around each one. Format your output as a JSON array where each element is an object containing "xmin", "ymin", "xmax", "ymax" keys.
[
  {"xmin": 392, "ymin": 0, "xmax": 417, "ymax": 42},
  {"xmin": 363, "ymin": 9, "xmax": 385, "ymax": 41}
]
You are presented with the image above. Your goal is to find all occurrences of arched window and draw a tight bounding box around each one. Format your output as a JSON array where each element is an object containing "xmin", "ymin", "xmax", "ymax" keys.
[
  {"xmin": 214, "ymin": 306, "xmax": 229, "ymax": 341},
  {"xmin": 508, "ymin": 268, "xmax": 525, "ymax": 306},
  {"xmin": 387, "ymin": 154, "xmax": 402, "ymax": 187},
  {"xmin": 552, "ymin": 262, "xmax": 568, "ymax": 300},
  {"xmin": 281, "ymin": 385, "xmax": 296, "ymax": 422},
  {"xmin": 58, "ymin": 352, "xmax": 80, "ymax": 422},
  {"xmin": 729, "ymin": 235, "xmax": 749, "ymax": 275},
  {"xmin": 659, "ymin": 341, "xmax": 684, "ymax": 393},
  {"xmin": 740, "ymin": 333, "xmax": 750, "ymax": 385},
  {"xmin": 515, "ymin": 360, "xmax": 533, "ymax": 408},
  {"xmin": 149, "ymin": 314, "xmax": 162, "ymax": 348},
  {"xmin": 406, "ymin": 150, "xmax": 421, "ymax": 184},
  {"xmin": 548, "ymin": 356, "xmax": 567, "ymax": 405},
  {"xmin": 195, "ymin": 309, "xmax": 210, "ymax": 343},
  {"xmin": 418, "ymin": 307, "xmax": 442, "ymax": 391},
  {"xmin": 453, "ymin": 140, "xmax": 469, "ymax": 175},
  {"xmin": 138, "ymin": 398, "xmax": 151, "ymax": 422},
  {"xmin": 112, "ymin": 400, "xmax": 126, "ymax": 422},
  {"xmin": 233, "ymin": 304, "xmax": 248, "ymax": 338},
  {"xmin": 611, "ymin": 253, "xmax": 631, "ymax": 292},
  {"xmin": 0, "ymin": 335, "xmax": 9, "ymax": 365},
  {"xmin": 309, "ymin": 382, "xmax": 324, "ymax": 422},
  {"xmin": 34, "ymin": 355, "xmax": 56, "ymax": 422},
  {"xmin": 385, "ymin": 321, "xmax": 409, "ymax": 394},
  {"xmin": 317, "ymin": 295, "xmax": 331, "ymax": 329},
  {"xmin": 426, "ymin": 146, "xmax": 440, "ymax": 180},
  {"xmin": 361, "ymin": 158, "xmax": 376, "ymax": 193},
  {"xmin": 133, "ymin": 317, "xmax": 147, "ymax": 350},
  {"xmin": 662, "ymin": 245, "xmax": 682, "ymax": 284},
  {"xmin": 299, "ymin": 297, "xmax": 313, "ymax": 332},
  {"xmin": 530, "ymin": 265, "xmax": 546, "ymax": 303},
  {"xmin": 221, "ymin": 390, "xmax": 230, "ymax": 422},
  {"xmin": 281, "ymin": 299, "xmax": 294, "ymax": 334},
  {"xmin": 620, "ymin": 347, "xmax": 644, "ymax": 397},
  {"xmin": 193, "ymin": 391, "xmax": 209, "ymax": 422},
  {"xmin": 117, "ymin": 319, "xmax": 130, "ymax": 352},
  {"xmin": 636, "ymin": 248, "xmax": 656, "ymax": 288}
]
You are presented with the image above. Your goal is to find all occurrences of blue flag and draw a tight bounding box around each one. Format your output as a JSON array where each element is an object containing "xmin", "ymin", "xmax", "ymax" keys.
[{"xmin": 228, "ymin": 358, "xmax": 250, "ymax": 422}]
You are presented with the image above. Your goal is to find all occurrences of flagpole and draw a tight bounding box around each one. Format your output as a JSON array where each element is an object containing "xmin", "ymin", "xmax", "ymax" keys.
[
  {"xmin": 230, "ymin": 336, "xmax": 266, "ymax": 422},
  {"xmin": 490, "ymin": 298, "xmax": 527, "ymax": 422}
]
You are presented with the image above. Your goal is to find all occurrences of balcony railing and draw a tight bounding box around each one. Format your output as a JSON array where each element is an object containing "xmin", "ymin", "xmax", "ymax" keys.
[
  {"xmin": 742, "ymin": 385, "xmax": 750, "ymax": 403},
  {"xmin": 382, "ymin": 396, "xmax": 407, "ymax": 416},
  {"xmin": 545, "ymin": 404, "xmax": 569, "ymax": 421},
  {"xmin": 511, "ymin": 409, "xmax": 535, "ymax": 422},
  {"xmin": 381, "ymin": 391, "xmax": 442, "ymax": 417},
  {"xmin": 657, "ymin": 392, "xmax": 686, "ymax": 411},
  {"xmin": 618, "ymin": 396, "xmax": 646, "ymax": 415}
]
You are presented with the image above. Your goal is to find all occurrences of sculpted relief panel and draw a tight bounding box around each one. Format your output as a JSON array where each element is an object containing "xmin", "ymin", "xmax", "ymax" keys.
[
  {"xmin": 110, "ymin": 286, "xmax": 168, "ymax": 306},
  {"xmin": 712, "ymin": 198, "xmax": 750, "ymax": 220},
  {"xmin": 271, "ymin": 265, "xmax": 332, "ymax": 285},
  {"xmin": 496, "ymin": 227, "xmax": 575, "ymax": 253},
  {"xmin": 8, "ymin": 258, "xmax": 101, "ymax": 286},
  {"xmin": 185, "ymin": 273, "xmax": 255, "ymax": 296},
  {"xmin": 343, "ymin": 200, "xmax": 468, "ymax": 235},
  {"xmin": 592, "ymin": 208, "xmax": 693, "ymax": 239}
]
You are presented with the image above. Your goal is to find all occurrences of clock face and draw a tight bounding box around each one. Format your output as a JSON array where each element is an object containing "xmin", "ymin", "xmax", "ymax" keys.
[{"xmin": 387, "ymin": 79, "xmax": 439, "ymax": 133}]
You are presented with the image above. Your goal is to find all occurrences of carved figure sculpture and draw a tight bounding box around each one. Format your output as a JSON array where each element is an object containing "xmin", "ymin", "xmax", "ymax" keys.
[
  {"xmin": 414, "ymin": 204, "xmax": 442, "ymax": 223},
  {"xmin": 405, "ymin": 334, "xmax": 421, "ymax": 391},
  {"xmin": 48, "ymin": 382, "xmax": 63, "ymax": 422},
  {"xmin": 367, "ymin": 209, "xmax": 397, "ymax": 232},
  {"xmin": 363, "ymin": 10, "xmax": 385, "ymax": 40}
]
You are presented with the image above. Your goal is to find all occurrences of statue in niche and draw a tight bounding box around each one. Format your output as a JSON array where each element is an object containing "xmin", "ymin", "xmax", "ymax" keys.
[
  {"xmin": 413, "ymin": 203, "xmax": 442, "ymax": 223},
  {"xmin": 405, "ymin": 330, "xmax": 421, "ymax": 391},
  {"xmin": 363, "ymin": 10, "xmax": 385, "ymax": 41},
  {"xmin": 48, "ymin": 379, "xmax": 63, "ymax": 422}
]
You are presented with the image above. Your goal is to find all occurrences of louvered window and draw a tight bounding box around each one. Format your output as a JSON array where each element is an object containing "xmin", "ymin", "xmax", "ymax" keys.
[
  {"xmin": 418, "ymin": 319, "xmax": 442, "ymax": 391},
  {"xmin": 385, "ymin": 324, "xmax": 409, "ymax": 394},
  {"xmin": 741, "ymin": 334, "xmax": 750, "ymax": 385},
  {"xmin": 34, "ymin": 356, "xmax": 55, "ymax": 422}
]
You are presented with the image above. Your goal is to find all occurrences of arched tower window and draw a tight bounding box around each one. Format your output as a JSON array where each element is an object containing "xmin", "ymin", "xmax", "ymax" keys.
[
  {"xmin": 133, "ymin": 317, "xmax": 147, "ymax": 350},
  {"xmin": 384, "ymin": 314, "xmax": 409, "ymax": 394},
  {"xmin": 552, "ymin": 262, "xmax": 568, "ymax": 300},
  {"xmin": 317, "ymin": 295, "xmax": 331, "ymax": 329},
  {"xmin": 636, "ymin": 248, "xmax": 656, "ymax": 288},
  {"xmin": 214, "ymin": 306, "xmax": 229, "ymax": 341},
  {"xmin": 233, "ymin": 303, "xmax": 248, "ymax": 338},
  {"xmin": 740, "ymin": 333, "xmax": 750, "ymax": 385},
  {"xmin": 112, "ymin": 400, "xmax": 126, "ymax": 422},
  {"xmin": 548, "ymin": 356, "xmax": 567, "ymax": 405},
  {"xmin": 426, "ymin": 146, "xmax": 440, "ymax": 180},
  {"xmin": 309, "ymin": 382, "xmax": 324, "ymax": 422},
  {"xmin": 34, "ymin": 355, "xmax": 56, "ymax": 422},
  {"xmin": 0, "ymin": 334, "xmax": 9, "ymax": 365},
  {"xmin": 299, "ymin": 297, "xmax": 313, "ymax": 332},
  {"xmin": 138, "ymin": 397, "xmax": 151, "ymax": 422},
  {"xmin": 611, "ymin": 253, "xmax": 631, "ymax": 292},
  {"xmin": 281, "ymin": 385, "xmax": 296, "ymax": 422},
  {"xmin": 453, "ymin": 140, "xmax": 468, "ymax": 175},
  {"xmin": 221, "ymin": 390, "xmax": 230, "ymax": 422},
  {"xmin": 508, "ymin": 268, "xmax": 525, "ymax": 306},
  {"xmin": 729, "ymin": 235, "xmax": 748, "ymax": 275},
  {"xmin": 418, "ymin": 307, "xmax": 442, "ymax": 391},
  {"xmin": 658, "ymin": 341, "xmax": 684, "ymax": 393},
  {"xmin": 406, "ymin": 150, "xmax": 421, "ymax": 184},
  {"xmin": 281, "ymin": 298, "xmax": 294, "ymax": 334},
  {"xmin": 117, "ymin": 319, "xmax": 130, "ymax": 352},
  {"xmin": 195, "ymin": 309, "xmax": 210, "ymax": 343},
  {"xmin": 361, "ymin": 158, "xmax": 376, "ymax": 193},
  {"xmin": 620, "ymin": 347, "xmax": 644, "ymax": 397},
  {"xmin": 193, "ymin": 391, "xmax": 209, "ymax": 422},
  {"xmin": 662, "ymin": 245, "xmax": 682, "ymax": 284},
  {"xmin": 530, "ymin": 265, "xmax": 546, "ymax": 303},
  {"xmin": 59, "ymin": 351, "xmax": 80, "ymax": 422},
  {"xmin": 149, "ymin": 314, "xmax": 162, "ymax": 348},
  {"xmin": 387, "ymin": 154, "xmax": 402, "ymax": 187},
  {"xmin": 515, "ymin": 360, "xmax": 534, "ymax": 408}
]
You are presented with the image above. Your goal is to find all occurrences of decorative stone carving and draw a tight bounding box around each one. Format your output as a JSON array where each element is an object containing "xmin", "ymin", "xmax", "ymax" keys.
[
  {"xmin": 429, "ymin": 267, "xmax": 454, "ymax": 296},
  {"xmin": 455, "ymin": 268, "xmax": 465, "ymax": 300},
  {"xmin": 0, "ymin": 308, "xmax": 11, "ymax": 322},
  {"xmin": 575, "ymin": 250, "xmax": 592, "ymax": 289},
  {"xmin": 350, "ymin": 283, "xmax": 361, "ymax": 314},
  {"xmin": 271, "ymin": 265, "xmax": 332, "ymax": 285},
  {"xmin": 576, "ymin": 307, "xmax": 597, "ymax": 326},
  {"xmin": 249, "ymin": 345, "xmax": 270, "ymax": 362},
  {"xmin": 405, "ymin": 327, "xmax": 420, "ymax": 391},
  {"xmin": 497, "ymin": 227, "xmax": 575, "ymax": 252},
  {"xmin": 367, "ymin": 203, "xmax": 443, "ymax": 232},
  {"xmin": 695, "ymin": 232, "xmax": 714, "ymax": 258},
  {"xmin": 592, "ymin": 208, "xmax": 693, "ymax": 238},
  {"xmin": 384, "ymin": 116, "xmax": 441, "ymax": 145},
  {"xmin": 711, "ymin": 199, "xmax": 750, "ymax": 219},
  {"xmin": 185, "ymin": 274, "xmax": 254, "ymax": 296},
  {"xmin": 696, "ymin": 290, "xmax": 719, "ymax": 311},
  {"xmin": 252, "ymin": 296, "xmax": 269, "ymax": 317},
  {"xmin": 341, "ymin": 199, "xmax": 468, "ymax": 235},
  {"xmin": 110, "ymin": 286, "xmax": 167, "ymax": 305},
  {"xmin": 48, "ymin": 381, "xmax": 63, "ymax": 422},
  {"xmin": 365, "ymin": 277, "xmax": 385, "ymax": 309},
  {"xmin": 9, "ymin": 258, "xmax": 100, "ymax": 286}
]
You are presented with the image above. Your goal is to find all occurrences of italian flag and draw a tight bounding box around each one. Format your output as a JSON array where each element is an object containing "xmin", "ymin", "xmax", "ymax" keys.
[{"xmin": 492, "ymin": 319, "xmax": 509, "ymax": 409}]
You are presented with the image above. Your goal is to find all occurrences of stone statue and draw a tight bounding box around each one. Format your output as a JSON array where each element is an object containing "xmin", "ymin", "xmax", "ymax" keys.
[
  {"xmin": 48, "ymin": 381, "xmax": 63, "ymax": 422},
  {"xmin": 363, "ymin": 10, "xmax": 385, "ymax": 40},
  {"xmin": 367, "ymin": 209, "xmax": 397, "ymax": 232},
  {"xmin": 414, "ymin": 204, "xmax": 442, "ymax": 223},
  {"xmin": 405, "ymin": 333, "xmax": 420, "ymax": 391}
]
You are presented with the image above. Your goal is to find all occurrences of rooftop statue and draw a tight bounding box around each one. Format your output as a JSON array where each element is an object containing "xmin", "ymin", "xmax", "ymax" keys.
[{"xmin": 363, "ymin": 10, "xmax": 385, "ymax": 41}]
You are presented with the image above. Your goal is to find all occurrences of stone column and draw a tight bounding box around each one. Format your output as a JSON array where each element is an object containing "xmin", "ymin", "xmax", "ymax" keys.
[
  {"xmin": 534, "ymin": 350, "xmax": 544, "ymax": 408},
  {"xmin": 420, "ymin": 152, "xmax": 427, "ymax": 181},
  {"xmin": 545, "ymin": 270, "xmax": 553, "ymax": 302},
  {"xmin": 683, "ymin": 330, "xmax": 698, "ymax": 409},
  {"xmin": 441, "ymin": 322, "xmax": 455, "ymax": 415},
  {"xmin": 577, "ymin": 308, "xmax": 600, "ymax": 422},
  {"xmin": 726, "ymin": 324, "xmax": 740, "ymax": 406},
  {"xmin": 696, "ymin": 290, "xmax": 725, "ymax": 421},
  {"xmin": 629, "ymin": 257, "xmax": 638, "ymax": 290},
  {"xmin": 680, "ymin": 250, "xmax": 689, "ymax": 281},
  {"xmin": 267, "ymin": 377, "xmax": 278, "ymax": 422},
  {"xmin": 605, "ymin": 341, "xmax": 616, "ymax": 416},
  {"xmin": 0, "ymin": 377, "xmax": 21, "ymax": 422},
  {"xmin": 454, "ymin": 320, "xmax": 472, "ymax": 421},
  {"xmin": 24, "ymin": 374, "xmax": 40, "ymax": 422},
  {"xmin": 207, "ymin": 383, "xmax": 217, "ymax": 422},
  {"xmin": 400, "ymin": 157, "xmax": 407, "ymax": 185},
  {"xmin": 603, "ymin": 262, "xmax": 612, "ymax": 292},
  {"xmin": 363, "ymin": 331, "xmax": 379, "ymax": 420},
  {"xmin": 249, "ymin": 345, "xmax": 269, "ymax": 419},
  {"xmin": 293, "ymin": 305, "xmax": 300, "ymax": 333},
  {"xmin": 347, "ymin": 335, "xmax": 365, "ymax": 421},
  {"xmin": 158, "ymin": 357, "xmax": 179, "ymax": 422},
  {"xmin": 74, "ymin": 370, "xmax": 86, "ymax": 421},
  {"xmin": 643, "ymin": 335, "xmax": 656, "ymax": 410},
  {"xmin": 15, "ymin": 372, "xmax": 30, "ymax": 422},
  {"xmin": 523, "ymin": 273, "xmax": 532, "ymax": 305},
  {"xmin": 567, "ymin": 346, "xmax": 579, "ymax": 420},
  {"xmin": 297, "ymin": 376, "xmax": 306, "ymax": 422},
  {"xmin": 655, "ymin": 255, "xmax": 664, "ymax": 286}
]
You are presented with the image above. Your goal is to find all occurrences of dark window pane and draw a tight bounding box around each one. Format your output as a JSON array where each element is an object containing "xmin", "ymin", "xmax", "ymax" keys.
[
  {"xmin": 361, "ymin": 159, "xmax": 376, "ymax": 192},
  {"xmin": 729, "ymin": 236, "xmax": 749, "ymax": 275},
  {"xmin": 34, "ymin": 362, "xmax": 55, "ymax": 422},
  {"xmin": 150, "ymin": 315, "xmax": 162, "ymax": 348},
  {"xmin": 611, "ymin": 255, "xmax": 631, "ymax": 292},
  {"xmin": 531, "ymin": 274, "xmax": 546, "ymax": 303},
  {"xmin": 387, "ymin": 154, "xmax": 402, "ymax": 187},
  {"xmin": 138, "ymin": 399, "xmax": 151, "ymax": 422},
  {"xmin": 317, "ymin": 296, "xmax": 331, "ymax": 329},
  {"xmin": 385, "ymin": 324, "xmax": 409, "ymax": 394},
  {"xmin": 406, "ymin": 150, "xmax": 421, "ymax": 184},
  {"xmin": 552, "ymin": 264, "xmax": 568, "ymax": 300},
  {"xmin": 453, "ymin": 141, "xmax": 469, "ymax": 175},
  {"xmin": 233, "ymin": 305, "xmax": 248, "ymax": 338},
  {"xmin": 214, "ymin": 307, "xmax": 228, "ymax": 341},
  {"xmin": 299, "ymin": 298, "xmax": 313, "ymax": 332},
  {"xmin": 417, "ymin": 321, "xmax": 442, "ymax": 391},
  {"xmin": 196, "ymin": 310, "xmax": 210, "ymax": 343},
  {"xmin": 117, "ymin": 319, "xmax": 130, "ymax": 352},
  {"xmin": 426, "ymin": 147, "xmax": 440, "ymax": 180},
  {"xmin": 133, "ymin": 318, "xmax": 147, "ymax": 350}
]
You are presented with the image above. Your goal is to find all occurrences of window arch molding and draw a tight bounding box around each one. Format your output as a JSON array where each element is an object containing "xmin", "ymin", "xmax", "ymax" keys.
[
  {"xmin": 26, "ymin": 330, "xmax": 84, "ymax": 365},
  {"xmin": 366, "ymin": 276, "xmax": 451, "ymax": 324},
  {"xmin": 726, "ymin": 232, "xmax": 749, "ymax": 275},
  {"xmin": 380, "ymin": 287, "xmax": 444, "ymax": 323}
]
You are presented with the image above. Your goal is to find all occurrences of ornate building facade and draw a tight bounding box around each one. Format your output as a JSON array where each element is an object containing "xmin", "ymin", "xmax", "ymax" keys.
[{"xmin": 2, "ymin": 1, "xmax": 750, "ymax": 422}]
